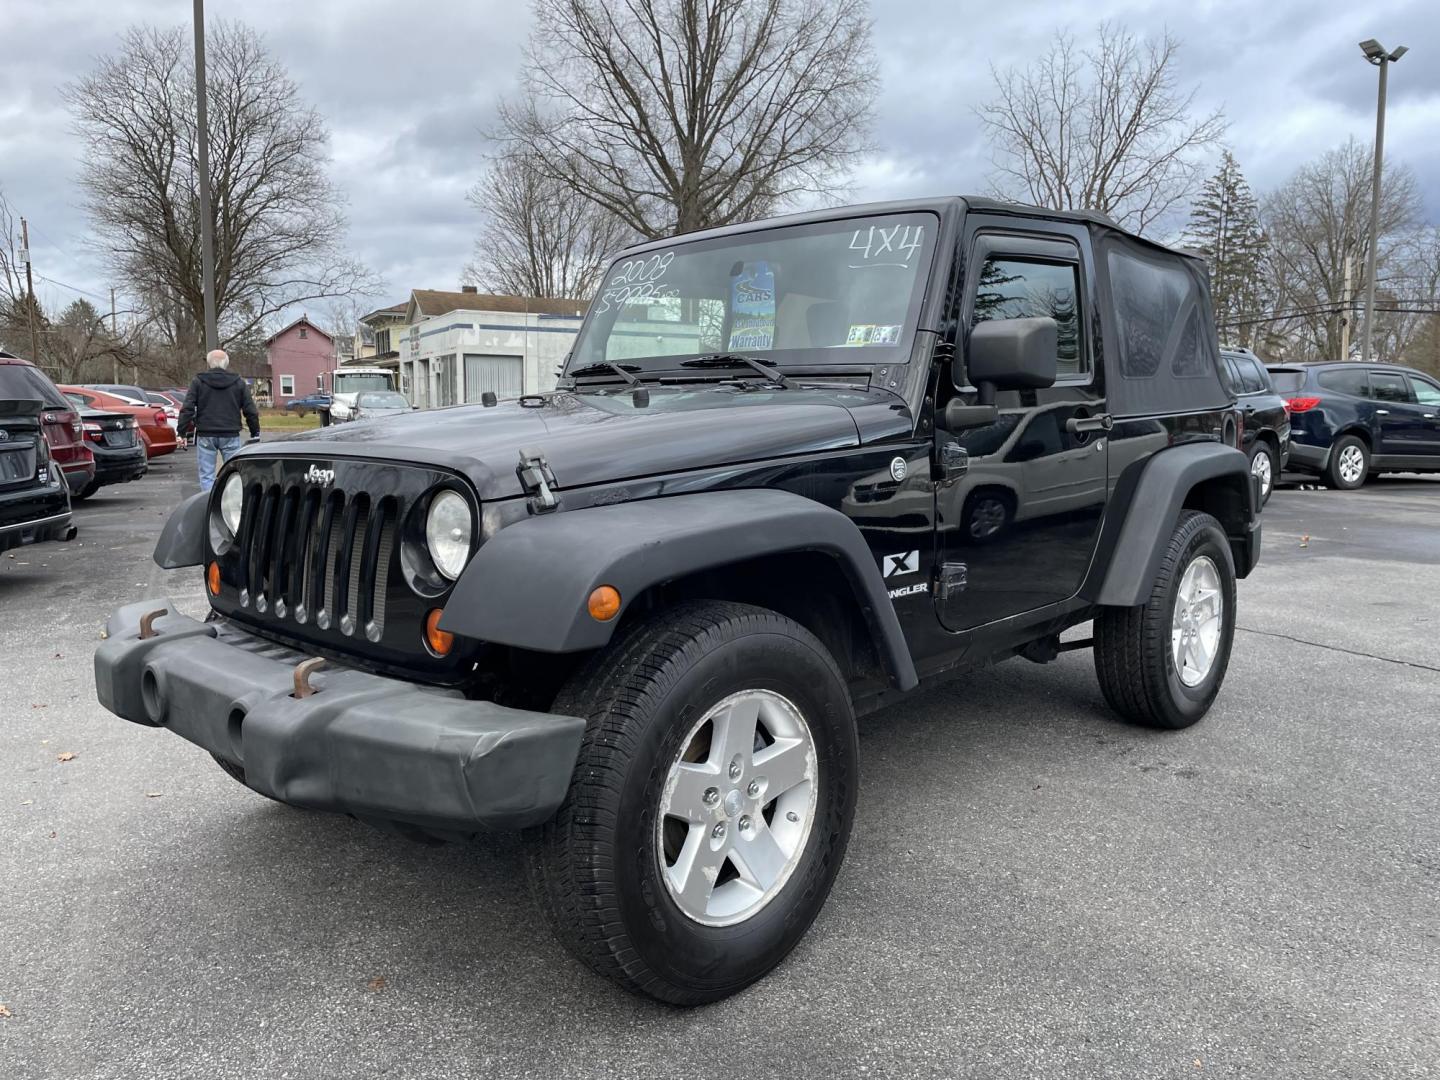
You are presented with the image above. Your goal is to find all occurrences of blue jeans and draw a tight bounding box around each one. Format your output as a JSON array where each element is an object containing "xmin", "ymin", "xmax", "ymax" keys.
[{"xmin": 196, "ymin": 435, "xmax": 243, "ymax": 492}]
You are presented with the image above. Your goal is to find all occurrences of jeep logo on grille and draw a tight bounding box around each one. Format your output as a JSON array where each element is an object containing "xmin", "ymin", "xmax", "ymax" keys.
[{"xmin": 304, "ymin": 464, "xmax": 335, "ymax": 486}]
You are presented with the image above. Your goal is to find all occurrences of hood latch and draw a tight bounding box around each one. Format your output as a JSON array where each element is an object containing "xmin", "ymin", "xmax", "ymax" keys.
[{"xmin": 517, "ymin": 447, "xmax": 560, "ymax": 514}]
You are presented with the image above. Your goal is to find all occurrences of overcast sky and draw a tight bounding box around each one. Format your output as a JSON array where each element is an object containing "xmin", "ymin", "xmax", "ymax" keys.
[{"xmin": 2, "ymin": 0, "xmax": 1436, "ymax": 322}]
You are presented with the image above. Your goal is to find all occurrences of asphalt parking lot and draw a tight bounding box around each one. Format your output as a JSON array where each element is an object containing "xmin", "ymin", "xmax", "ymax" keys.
[{"xmin": 3, "ymin": 459, "xmax": 1438, "ymax": 1079}]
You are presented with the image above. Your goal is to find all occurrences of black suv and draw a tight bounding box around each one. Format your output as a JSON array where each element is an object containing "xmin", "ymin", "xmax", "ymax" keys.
[
  {"xmin": 1219, "ymin": 347, "xmax": 1290, "ymax": 503},
  {"xmin": 1266, "ymin": 361, "xmax": 1440, "ymax": 488},
  {"xmin": 95, "ymin": 197, "xmax": 1261, "ymax": 1004},
  {"xmin": 1, "ymin": 398, "xmax": 76, "ymax": 554}
]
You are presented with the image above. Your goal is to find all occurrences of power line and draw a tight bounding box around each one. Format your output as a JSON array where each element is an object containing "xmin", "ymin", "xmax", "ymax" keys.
[{"xmin": 32, "ymin": 271, "xmax": 116, "ymax": 305}]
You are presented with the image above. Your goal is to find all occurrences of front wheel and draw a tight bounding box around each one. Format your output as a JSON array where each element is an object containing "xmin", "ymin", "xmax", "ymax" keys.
[
  {"xmin": 1093, "ymin": 510, "xmax": 1236, "ymax": 729},
  {"xmin": 527, "ymin": 600, "xmax": 857, "ymax": 1005}
]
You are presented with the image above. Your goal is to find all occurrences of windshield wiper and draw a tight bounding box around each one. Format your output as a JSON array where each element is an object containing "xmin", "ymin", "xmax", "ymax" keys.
[
  {"xmin": 567, "ymin": 361, "xmax": 641, "ymax": 386},
  {"xmin": 680, "ymin": 353, "xmax": 793, "ymax": 389}
]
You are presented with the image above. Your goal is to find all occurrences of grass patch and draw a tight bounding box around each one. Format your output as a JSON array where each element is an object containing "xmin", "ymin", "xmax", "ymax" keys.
[{"xmin": 259, "ymin": 408, "xmax": 321, "ymax": 432}]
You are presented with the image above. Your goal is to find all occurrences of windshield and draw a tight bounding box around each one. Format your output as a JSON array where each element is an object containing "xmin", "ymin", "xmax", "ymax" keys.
[
  {"xmin": 333, "ymin": 373, "xmax": 393, "ymax": 394},
  {"xmin": 569, "ymin": 212, "xmax": 938, "ymax": 374},
  {"xmin": 358, "ymin": 391, "xmax": 408, "ymax": 409}
]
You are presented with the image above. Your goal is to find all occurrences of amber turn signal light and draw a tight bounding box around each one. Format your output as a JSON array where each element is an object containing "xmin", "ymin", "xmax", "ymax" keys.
[
  {"xmin": 424, "ymin": 608, "xmax": 455, "ymax": 656},
  {"xmin": 206, "ymin": 561, "xmax": 221, "ymax": 596},
  {"xmin": 587, "ymin": 585, "xmax": 621, "ymax": 622}
]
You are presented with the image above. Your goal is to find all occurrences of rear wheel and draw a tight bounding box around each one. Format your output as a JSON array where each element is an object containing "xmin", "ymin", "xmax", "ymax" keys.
[
  {"xmin": 1248, "ymin": 440, "xmax": 1277, "ymax": 504},
  {"xmin": 1094, "ymin": 510, "xmax": 1236, "ymax": 730},
  {"xmin": 1325, "ymin": 435, "xmax": 1368, "ymax": 490},
  {"xmin": 74, "ymin": 481, "xmax": 99, "ymax": 501},
  {"xmin": 527, "ymin": 600, "xmax": 857, "ymax": 1005}
]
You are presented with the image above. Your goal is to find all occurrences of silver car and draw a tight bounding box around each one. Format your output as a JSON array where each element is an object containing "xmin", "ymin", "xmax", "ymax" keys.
[{"xmin": 352, "ymin": 390, "xmax": 413, "ymax": 422}]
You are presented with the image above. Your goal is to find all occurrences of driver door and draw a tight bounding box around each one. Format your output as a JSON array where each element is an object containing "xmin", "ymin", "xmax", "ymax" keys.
[{"xmin": 934, "ymin": 226, "xmax": 1109, "ymax": 633}]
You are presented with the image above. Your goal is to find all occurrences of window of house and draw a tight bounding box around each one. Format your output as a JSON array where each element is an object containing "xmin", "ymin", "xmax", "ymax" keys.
[
  {"xmin": 972, "ymin": 256, "xmax": 1087, "ymax": 378},
  {"xmin": 299, "ymin": 328, "xmax": 308, "ymax": 340},
  {"xmin": 279, "ymin": 375, "xmax": 295, "ymax": 396}
]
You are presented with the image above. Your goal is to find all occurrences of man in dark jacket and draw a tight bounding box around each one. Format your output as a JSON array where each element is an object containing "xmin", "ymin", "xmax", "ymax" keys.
[{"xmin": 177, "ymin": 349, "xmax": 261, "ymax": 491}]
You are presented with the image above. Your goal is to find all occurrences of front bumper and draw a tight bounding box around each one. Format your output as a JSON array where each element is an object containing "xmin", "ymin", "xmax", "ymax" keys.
[{"xmin": 94, "ymin": 600, "xmax": 587, "ymax": 834}]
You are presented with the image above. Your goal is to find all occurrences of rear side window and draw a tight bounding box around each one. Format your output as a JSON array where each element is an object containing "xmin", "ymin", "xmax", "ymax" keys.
[
  {"xmin": 1107, "ymin": 249, "xmax": 1210, "ymax": 379},
  {"xmin": 1237, "ymin": 354, "xmax": 1270, "ymax": 392},
  {"xmin": 1317, "ymin": 368, "xmax": 1368, "ymax": 396},
  {"xmin": 0, "ymin": 363, "xmax": 67, "ymax": 408},
  {"xmin": 1222, "ymin": 353, "xmax": 1265, "ymax": 394},
  {"xmin": 1268, "ymin": 369, "xmax": 1306, "ymax": 394},
  {"xmin": 1369, "ymin": 371, "xmax": 1413, "ymax": 403}
]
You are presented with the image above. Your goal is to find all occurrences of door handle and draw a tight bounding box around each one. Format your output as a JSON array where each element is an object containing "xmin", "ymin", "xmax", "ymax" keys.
[
  {"xmin": 1066, "ymin": 414, "xmax": 1113, "ymax": 434},
  {"xmin": 1375, "ymin": 409, "xmax": 1390, "ymax": 415}
]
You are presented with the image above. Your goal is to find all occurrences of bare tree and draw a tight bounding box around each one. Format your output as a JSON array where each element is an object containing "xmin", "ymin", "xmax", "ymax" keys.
[
  {"xmin": 64, "ymin": 23, "xmax": 377, "ymax": 353},
  {"xmin": 1259, "ymin": 139, "xmax": 1420, "ymax": 361},
  {"xmin": 979, "ymin": 24, "xmax": 1226, "ymax": 233},
  {"xmin": 499, "ymin": 0, "xmax": 877, "ymax": 240},
  {"xmin": 465, "ymin": 149, "xmax": 627, "ymax": 299}
]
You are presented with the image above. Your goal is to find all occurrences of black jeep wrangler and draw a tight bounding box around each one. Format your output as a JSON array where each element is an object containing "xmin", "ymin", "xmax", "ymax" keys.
[{"xmin": 95, "ymin": 197, "xmax": 1259, "ymax": 1004}]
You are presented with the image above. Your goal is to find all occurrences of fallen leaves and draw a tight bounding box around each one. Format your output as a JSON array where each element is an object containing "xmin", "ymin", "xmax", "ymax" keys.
[
  {"xmin": 56, "ymin": 751, "xmax": 77, "ymax": 763},
  {"xmin": 0, "ymin": 1004, "xmax": 11, "ymax": 1018},
  {"xmin": 144, "ymin": 792, "xmax": 163, "ymax": 799},
  {"xmin": 365, "ymin": 976, "xmax": 387, "ymax": 993},
  {"xmin": 1299, "ymin": 534, "xmax": 1310, "ymax": 548}
]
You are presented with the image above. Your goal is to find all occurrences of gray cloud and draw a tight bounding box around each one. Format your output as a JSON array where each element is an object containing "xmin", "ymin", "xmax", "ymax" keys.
[{"xmin": 1, "ymin": 0, "xmax": 1435, "ymax": 322}]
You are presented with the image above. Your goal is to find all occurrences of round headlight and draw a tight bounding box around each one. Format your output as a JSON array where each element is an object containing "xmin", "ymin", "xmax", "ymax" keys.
[
  {"xmin": 425, "ymin": 490, "xmax": 473, "ymax": 580},
  {"xmin": 219, "ymin": 473, "xmax": 244, "ymax": 536}
]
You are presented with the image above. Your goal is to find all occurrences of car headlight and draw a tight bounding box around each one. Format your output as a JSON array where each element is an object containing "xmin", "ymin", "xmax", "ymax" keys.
[
  {"xmin": 425, "ymin": 490, "xmax": 473, "ymax": 580},
  {"xmin": 219, "ymin": 473, "xmax": 244, "ymax": 536}
]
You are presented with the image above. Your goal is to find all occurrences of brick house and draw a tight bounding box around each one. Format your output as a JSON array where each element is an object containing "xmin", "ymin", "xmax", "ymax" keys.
[{"xmin": 264, "ymin": 316, "xmax": 333, "ymax": 405}]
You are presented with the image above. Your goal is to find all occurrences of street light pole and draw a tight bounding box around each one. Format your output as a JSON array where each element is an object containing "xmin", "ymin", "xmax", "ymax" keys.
[
  {"xmin": 193, "ymin": 0, "xmax": 219, "ymax": 352},
  {"xmin": 1358, "ymin": 38, "xmax": 1407, "ymax": 363}
]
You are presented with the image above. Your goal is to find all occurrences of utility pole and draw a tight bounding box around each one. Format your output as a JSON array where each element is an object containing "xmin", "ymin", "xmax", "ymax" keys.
[
  {"xmin": 1339, "ymin": 252, "xmax": 1353, "ymax": 361},
  {"xmin": 193, "ymin": 0, "xmax": 219, "ymax": 352},
  {"xmin": 19, "ymin": 217, "xmax": 38, "ymax": 362},
  {"xmin": 111, "ymin": 287, "xmax": 119, "ymax": 382},
  {"xmin": 1359, "ymin": 39, "xmax": 1408, "ymax": 363}
]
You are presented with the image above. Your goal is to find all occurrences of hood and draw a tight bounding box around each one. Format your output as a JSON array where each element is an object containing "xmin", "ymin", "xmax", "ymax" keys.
[
  {"xmin": 197, "ymin": 369, "xmax": 242, "ymax": 389},
  {"xmin": 253, "ymin": 384, "xmax": 911, "ymax": 500}
]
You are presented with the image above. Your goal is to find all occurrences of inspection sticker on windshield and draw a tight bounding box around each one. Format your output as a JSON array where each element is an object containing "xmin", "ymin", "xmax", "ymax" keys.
[{"xmin": 845, "ymin": 324, "xmax": 901, "ymax": 346}]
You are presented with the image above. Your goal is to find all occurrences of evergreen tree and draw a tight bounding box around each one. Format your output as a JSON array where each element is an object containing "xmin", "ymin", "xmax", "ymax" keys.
[{"xmin": 1184, "ymin": 151, "xmax": 1268, "ymax": 347}]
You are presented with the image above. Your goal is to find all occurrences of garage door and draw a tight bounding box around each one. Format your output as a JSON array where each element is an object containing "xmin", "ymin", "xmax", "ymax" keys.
[{"xmin": 464, "ymin": 354, "xmax": 523, "ymax": 402}]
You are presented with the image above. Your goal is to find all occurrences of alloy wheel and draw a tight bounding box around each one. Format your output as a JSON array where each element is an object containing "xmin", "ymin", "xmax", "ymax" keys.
[
  {"xmin": 657, "ymin": 689, "xmax": 818, "ymax": 927},
  {"xmin": 1171, "ymin": 555, "xmax": 1224, "ymax": 688},
  {"xmin": 1337, "ymin": 444, "xmax": 1365, "ymax": 485}
]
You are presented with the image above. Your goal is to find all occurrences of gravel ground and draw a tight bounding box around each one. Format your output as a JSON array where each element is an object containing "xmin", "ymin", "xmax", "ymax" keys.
[{"xmin": 2, "ymin": 457, "xmax": 1437, "ymax": 1079}]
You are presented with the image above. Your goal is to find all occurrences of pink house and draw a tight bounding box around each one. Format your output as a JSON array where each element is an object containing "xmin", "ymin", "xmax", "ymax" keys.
[{"xmin": 264, "ymin": 316, "xmax": 333, "ymax": 404}]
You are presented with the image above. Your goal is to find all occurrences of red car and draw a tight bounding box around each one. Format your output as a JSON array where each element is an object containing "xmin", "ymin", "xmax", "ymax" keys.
[
  {"xmin": 59, "ymin": 385, "xmax": 177, "ymax": 458},
  {"xmin": 0, "ymin": 353, "xmax": 95, "ymax": 497}
]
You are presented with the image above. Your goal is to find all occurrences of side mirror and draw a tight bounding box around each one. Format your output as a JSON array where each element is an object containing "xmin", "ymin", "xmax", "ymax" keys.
[{"xmin": 962, "ymin": 317, "xmax": 1059, "ymax": 404}]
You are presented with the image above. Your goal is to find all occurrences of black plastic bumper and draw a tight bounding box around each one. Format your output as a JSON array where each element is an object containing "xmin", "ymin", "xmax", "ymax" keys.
[{"xmin": 94, "ymin": 600, "xmax": 587, "ymax": 833}]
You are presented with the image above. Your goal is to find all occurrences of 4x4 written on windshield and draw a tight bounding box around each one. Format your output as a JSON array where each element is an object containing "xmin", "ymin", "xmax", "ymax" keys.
[{"xmin": 574, "ymin": 213, "xmax": 937, "ymax": 372}]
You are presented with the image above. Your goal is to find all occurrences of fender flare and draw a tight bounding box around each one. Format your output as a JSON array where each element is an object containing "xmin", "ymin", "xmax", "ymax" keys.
[
  {"xmin": 152, "ymin": 491, "xmax": 208, "ymax": 569},
  {"xmin": 1088, "ymin": 442, "xmax": 1258, "ymax": 608},
  {"xmin": 440, "ymin": 489, "xmax": 919, "ymax": 691}
]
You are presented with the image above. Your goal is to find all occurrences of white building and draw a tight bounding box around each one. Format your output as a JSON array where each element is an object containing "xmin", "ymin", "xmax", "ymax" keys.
[{"xmin": 396, "ymin": 289, "xmax": 588, "ymax": 408}]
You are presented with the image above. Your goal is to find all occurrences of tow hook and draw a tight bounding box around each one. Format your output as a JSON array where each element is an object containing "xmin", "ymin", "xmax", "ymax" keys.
[
  {"xmin": 138, "ymin": 607, "xmax": 169, "ymax": 640},
  {"xmin": 292, "ymin": 657, "xmax": 326, "ymax": 699}
]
